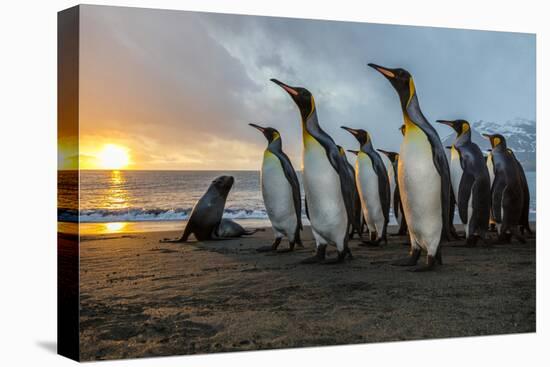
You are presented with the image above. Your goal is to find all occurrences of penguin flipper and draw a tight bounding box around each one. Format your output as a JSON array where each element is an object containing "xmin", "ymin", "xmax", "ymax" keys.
[
  {"xmin": 369, "ymin": 150, "xmax": 392, "ymax": 225},
  {"xmin": 326, "ymin": 146, "xmax": 356, "ymax": 233},
  {"xmin": 458, "ymin": 173, "xmax": 474, "ymax": 224},
  {"xmin": 491, "ymin": 176, "xmax": 506, "ymax": 223},
  {"xmin": 270, "ymin": 148, "xmax": 303, "ymax": 230}
]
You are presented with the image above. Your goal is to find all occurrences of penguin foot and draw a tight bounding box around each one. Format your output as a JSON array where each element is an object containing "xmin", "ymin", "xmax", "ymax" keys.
[
  {"xmin": 408, "ymin": 263, "xmax": 436, "ymax": 272},
  {"xmin": 321, "ymin": 249, "xmax": 351, "ymax": 265},
  {"xmin": 256, "ymin": 245, "xmax": 276, "ymax": 253},
  {"xmin": 494, "ymin": 233, "xmax": 512, "ymax": 245},
  {"xmin": 300, "ymin": 256, "xmax": 322, "ymax": 264},
  {"xmin": 408, "ymin": 253, "xmax": 439, "ymax": 272},
  {"xmin": 391, "ymin": 249, "xmax": 421, "ymax": 266},
  {"xmin": 321, "ymin": 257, "xmax": 345, "ymax": 264},
  {"xmin": 359, "ymin": 239, "xmax": 381, "ymax": 247},
  {"xmin": 257, "ymin": 238, "xmax": 282, "ymax": 252},
  {"xmin": 466, "ymin": 235, "xmax": 480, "ymax": 247},
  {"xmin": 300, "ymin": 245, "xmax": 326, "ymax": 264}
]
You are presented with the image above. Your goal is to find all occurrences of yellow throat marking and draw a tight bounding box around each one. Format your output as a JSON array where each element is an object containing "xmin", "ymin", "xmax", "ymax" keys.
[
  {"xmin": 403, "ymin": 114, "xmax": 430, "ymax": 153},
  {"xmin": 450, "ymin": 145, "xmax": 460, "ymax": 159},
  {"xmin": 302, "ymin": 96, "xmax": 319, "ymax": 147},
  {"xmin": 263, "ymin": 149, "xmax": 279, "ymax": 164}
]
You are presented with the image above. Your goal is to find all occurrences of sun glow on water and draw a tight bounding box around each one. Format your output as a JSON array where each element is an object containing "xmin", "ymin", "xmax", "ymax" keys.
[{"xmin": 104, "ymin": 222, "xmax": 126, "ymax": 232}]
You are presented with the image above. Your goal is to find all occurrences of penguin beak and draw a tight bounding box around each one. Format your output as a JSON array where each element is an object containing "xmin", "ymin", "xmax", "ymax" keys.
[
  {"xmin": 270, "ymin": 78, "xmax": 299, "ymax": 96},
  {"xmin": 347, "ymin": 149, "xmax": 359, "ymax": 156},
  {"xmin": 368, "ymin": 63, "xmax": 396, "ymax": 79},
  {"xmin": 341, "ymin": 126, "xmax": 359, "ymax": 136},
  {"xmin": 248, "ymin": 123, "xmax": 265, "ymax": 132},
  {"xmin": 436, "ymin": 120, "xmax": 454, "ymax": 127},
  {"xmin": 481, "ymin": 133, "xmax": 492, "ymax": 140},
  {"xmin": 445, "ymin": 146, "xmax": 452, "ymax": 150},
  {"xmin": 376, "ymin": 148, "xmax": 388, "ymax": 155}
]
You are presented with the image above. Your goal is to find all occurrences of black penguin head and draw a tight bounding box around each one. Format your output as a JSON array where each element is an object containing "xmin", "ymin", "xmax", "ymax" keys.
[
  {"xmin": 270, "ymin": 79, "xmax": 315, "ymax": 121},
  {"xmin": 376, "ymin": 149, "xmax": 399, "ymax": 163},
  {"xmin": 436, "ymin": 119, "xmax": 470, "ymax": 136},
  {"xmin": 482, "ymin": 133, "xmax": 507, "ymax": 149},
  {"xmin": 248, "ymin": 123, "xmax": 281, "ymax": 144},
  {"xmin": 211, "ymin": 175, "xmax": 234, "ymax": 198},
  {"xmin": 368, "ymin": 64, "xmax": 415, "ymax": 110},
  {"xmin": 341, "ymin": 126, "xmax": 371, "ymax": 147}
]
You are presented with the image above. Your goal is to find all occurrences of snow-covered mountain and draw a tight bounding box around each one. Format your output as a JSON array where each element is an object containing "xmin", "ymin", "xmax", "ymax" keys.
[{"xmin": 441, "ymin": 118, "xmax": 536, "ymax": 171}]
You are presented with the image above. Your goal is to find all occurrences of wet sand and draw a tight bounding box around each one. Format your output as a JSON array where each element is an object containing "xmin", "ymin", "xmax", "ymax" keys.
[{"xmin": 77, "ymin": 225, "xmax": 536, "ymax": 361}]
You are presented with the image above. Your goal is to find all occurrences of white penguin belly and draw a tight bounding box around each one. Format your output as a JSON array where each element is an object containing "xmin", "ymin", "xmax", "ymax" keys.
[
  {"xmin": 449, "ymin": 147, "xmax": 463, "ymax": 203},
  {"xmin": 356, "ymin": 152, "xmax": 384, "ymax": 234},
  {"xmin": 303, "ymin": 137, "xmax": 348, "ymax": 247},
  {"xmin": 261, "ymin": 152, "xmax": 297, "ymax": 239},
  {"xmin": 399, "ymin": 125, "xmax": 442, "ymax": 255}
]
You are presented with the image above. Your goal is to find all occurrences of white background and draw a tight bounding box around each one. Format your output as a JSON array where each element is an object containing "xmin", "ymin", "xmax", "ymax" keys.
[{"xmin": 0, "ymin": 0, "xmax": 547, "ymax": 365}]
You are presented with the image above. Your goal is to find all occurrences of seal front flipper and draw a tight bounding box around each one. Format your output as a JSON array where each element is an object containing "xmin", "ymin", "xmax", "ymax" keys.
[{"xmin": 159, "ymin": 222, "xmax": 193, "ymax": 243}]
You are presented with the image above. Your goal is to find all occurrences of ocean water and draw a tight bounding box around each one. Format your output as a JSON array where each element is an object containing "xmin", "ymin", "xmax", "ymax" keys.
[{"xmin": 58, "ymin": 170, "xmax": 536, "ymax": 233}]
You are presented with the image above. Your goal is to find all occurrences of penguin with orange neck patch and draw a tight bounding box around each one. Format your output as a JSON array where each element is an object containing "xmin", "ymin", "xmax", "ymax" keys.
[
  {"xmin": 249, "ymin": 123, "xmax": 302, "ymax": 253},
  {"xmin": 271, "ymin": 79, "xmax": 354, "ymax": 264},
  {"xmin": 369, "ymin": 64, "xmax": 451, "ymax": 271},
  {"xmin": 437, "ymin": 119, "xmax": 490, "ymax": 245},
  {"xmin": 482, "ymin": 133, "xmax": 527, "ymax": 243}
]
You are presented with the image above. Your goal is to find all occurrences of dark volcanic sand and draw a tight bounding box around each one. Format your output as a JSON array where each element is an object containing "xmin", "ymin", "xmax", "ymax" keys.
[{"xmin": 76, "ymin": 225, "xmax": 536, "ymax": 361}]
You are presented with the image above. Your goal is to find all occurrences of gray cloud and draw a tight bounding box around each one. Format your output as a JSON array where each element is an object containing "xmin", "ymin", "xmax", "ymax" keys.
[{"xmin": 79, "ymin": 5, "xmax": 535, "ymax": 170}]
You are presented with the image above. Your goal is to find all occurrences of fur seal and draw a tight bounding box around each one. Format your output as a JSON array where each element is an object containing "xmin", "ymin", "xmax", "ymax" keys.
[{"xmin": 161, "ymin": 175, "xmax": 257, "ymax": 242}]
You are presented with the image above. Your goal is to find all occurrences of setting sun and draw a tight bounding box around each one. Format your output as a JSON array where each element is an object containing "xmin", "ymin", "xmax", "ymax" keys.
[{"xmin": 98, "ymin": 144, "xmax": 130, "ymax": 169}]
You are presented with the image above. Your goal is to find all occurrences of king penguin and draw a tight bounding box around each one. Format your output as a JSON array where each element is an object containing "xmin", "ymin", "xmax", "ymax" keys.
[
  {"xmin": 271, "ymin": 79, "xmax": 354, "ymax": 263},
  {"xmin": 341, "ymin": 127, "xmax": 390, "ymax": 245},
  {"xmin": 377, "ymin": 149, "xmax": 408, "ymax": 236},
  {"xmin": 509, "ymin": 150, "xmax": 532, "ymax": 235},
  {"xmin": 482, "ymin": 133, "xmax": 526, "ymax": 243},
  {"xmin": 368, "ymin": 64, "xmax": 451, "ymax": 271},
  {"xmin": 249, "ymin": 123, "xmax": 303, "ymax": 252},
  {"xmin": 437, "ymin": 119, "xmax": 491, "ymax": 245},
  {"xmin": 337, "ymin": 145, "xmax": 363, "ymax": 239}
]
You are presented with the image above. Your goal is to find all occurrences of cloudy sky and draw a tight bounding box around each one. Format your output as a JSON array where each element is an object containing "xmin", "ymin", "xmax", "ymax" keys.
[{"xmin": 76, "ymin": 5, "xmax": 535, "ymax": 170}]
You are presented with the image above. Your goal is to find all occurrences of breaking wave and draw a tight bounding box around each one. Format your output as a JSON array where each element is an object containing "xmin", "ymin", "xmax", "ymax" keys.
[{"xmin": 58, "ymin": 207, "xmax": 269, "ymax": 223}]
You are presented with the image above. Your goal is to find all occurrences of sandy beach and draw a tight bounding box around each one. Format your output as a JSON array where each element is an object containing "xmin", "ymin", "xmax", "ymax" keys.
[{"xmin": 76, "ymin": 224, "xmax": 536, "ymax": 361}]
